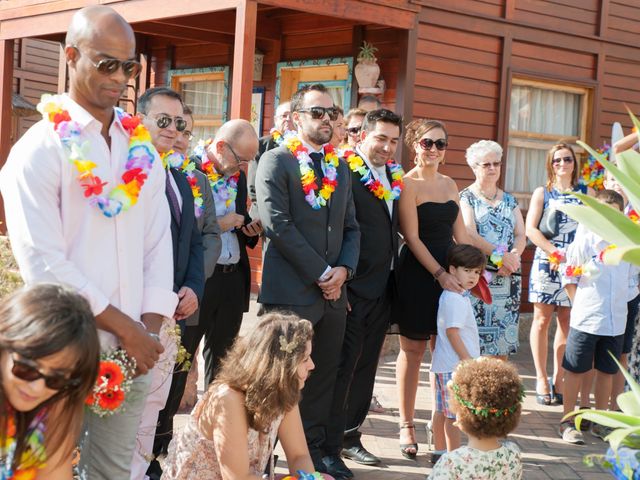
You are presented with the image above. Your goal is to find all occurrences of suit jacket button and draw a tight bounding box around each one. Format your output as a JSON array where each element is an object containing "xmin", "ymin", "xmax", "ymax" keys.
[{"xmin": 328, "ymin": 226, "xmax": 332, "ymax": 232}]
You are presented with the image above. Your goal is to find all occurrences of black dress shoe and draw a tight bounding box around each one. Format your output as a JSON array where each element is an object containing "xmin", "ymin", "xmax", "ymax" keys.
[
  {"xmin": 322, "ymin": 454, "xmax": 354, "ymax": 479},
  {"xmin": 342, "ymin": 444, "xmax": 380, "ymax": 466}
]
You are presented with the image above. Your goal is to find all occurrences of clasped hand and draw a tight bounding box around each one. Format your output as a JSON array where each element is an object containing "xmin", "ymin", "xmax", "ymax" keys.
[{"xmin": 317, "ymin": 266, "xmax": 347, "ymax": 301}]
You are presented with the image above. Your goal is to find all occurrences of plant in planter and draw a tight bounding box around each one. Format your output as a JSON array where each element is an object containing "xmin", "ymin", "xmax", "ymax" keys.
[
  {"xmin": 354, "ymin": 41, "xmax": 380, "ymax": 90},
  {"xmin": 559, "ymin": 108, "xmax": 640, "ymax": 478}
]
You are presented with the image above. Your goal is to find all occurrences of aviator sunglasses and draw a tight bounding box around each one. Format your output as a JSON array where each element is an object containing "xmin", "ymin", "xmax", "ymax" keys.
[
  {"xmin": 149, "ymin": 114, "xmax": 188, "ymax": 132},
  {"xmin": 72, "ymin": 46, "xmax": 142, "ymax": 79},
  {"xmin": 297, "ymin": 106, "xmax": 340, "ymax": 121},
  {"xmin": 10, "ymin": 354, "xmax": 80, "ymax": 390},
  {"xmin": 347, "ymin": 126, "xmax": 361, "ymax": 136},
  {"xmin": 552, "ymin": 156, "xmax": 574, "ymax": 165},
  {"xmin": 419, "ymin": 138, "xmax": 448, "ymax": 151}
]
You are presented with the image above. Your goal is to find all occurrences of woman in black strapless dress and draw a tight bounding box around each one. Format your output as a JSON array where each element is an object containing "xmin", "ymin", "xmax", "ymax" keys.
[{"xmin": 394, "ymin": 120, "xmax": 471, "ymax": 460}]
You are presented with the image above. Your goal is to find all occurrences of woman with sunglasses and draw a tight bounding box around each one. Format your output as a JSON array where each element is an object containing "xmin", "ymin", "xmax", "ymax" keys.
[
  {"xmin": 0, "ymin": 283, "xmax": 100, "ymax": 479},
  {"xmin": 459, "ymin": 140, "xmax": 526, "ymax": 360},
  {"xmin": 526, "ymin": 143, "xmax": 593, "ymax": 406},
  {"xmin": 393, "ymin": 119, "xmax": 472, "ymax": 461}
]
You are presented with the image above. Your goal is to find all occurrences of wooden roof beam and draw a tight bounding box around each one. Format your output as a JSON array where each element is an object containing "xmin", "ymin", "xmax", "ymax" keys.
[
  {"xmin": 153, "ymin": 12, "xmax": 281, "ymax": 41},
  {"xmin": 133, "ymin": 22, "xmax": 234, "ymax": 45}
]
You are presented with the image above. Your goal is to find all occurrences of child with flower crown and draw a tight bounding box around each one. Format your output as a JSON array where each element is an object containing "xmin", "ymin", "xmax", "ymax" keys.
[
  {"xmin": 162, "ymin": 313, "xmax": 334, "ymax": 480},
  {"xmin": 429, "ymin": 357, "xmax": 524, "ymax": 479}
]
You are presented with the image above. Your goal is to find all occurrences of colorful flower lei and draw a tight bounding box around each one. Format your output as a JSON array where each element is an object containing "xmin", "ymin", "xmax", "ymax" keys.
[
  {"xmin": 342, "ymin": 149, "xmax": 404, "ymax": 201},
  {"xmin": 628, "ymin": 208, "xmax": 639, "ymax": 223},
  {"xmin": 86, "ymin": 349, "xmax": 136, "ymax": 417},
  {"xmin": 38, "ymin": 94, "xmax": 156, "ymax": 218},
  {"xmin": 548, "ymin": 249, "xmax": 566, "ymax": 266},
  {"xmin": 161, "ymin": 150, "xmax": 204, "ymax": 218},
  {"xmin": 489, "ymin": 245, "xmax": 508, "ymax": 268},
  {"xmin": 271, "ymin": 128, "xmax": 284, "ymax": 146},
  {"xmin": 282, "ymin": 471, "xmax": 326, "ymax": 479},
  {"xmin": 451, "ymin": 382, "xmax": 524, "ymax": 418},
  {"xmin": 285, "ymin": 135, "xmax": 339, "ymax": 209},
  {"xmin": 192, "ymin": 139, "xmax": 241, "ymax": 208},
  {"xmin": 579, "ymin": 143, "xmax": 608, "ymax": 191},
  {"xmin": 1, "ymin": 407, "xmax": 47, "ymax": 479}
]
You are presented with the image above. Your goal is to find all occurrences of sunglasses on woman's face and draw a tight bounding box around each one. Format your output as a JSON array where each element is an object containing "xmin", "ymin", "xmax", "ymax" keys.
[
  {"xmin": 150, "ymin": 114, "xmax": 188, "ymax": 132},
  {"xmin": 10, "ymin": 354, "xmax": 79, "ymax": 390},
  {"xmin": 419, "ymin": 138, "xmax": 448, "ymax": 151},
  {"xmin": 477, "ymin": 161, "xmax": 502, "ymax": 169},
  {"xmin": 297, "ymin": 106, "xmax": 340, "ymax": 121},
  {"xmin": 552, "ymin": 156, "xmax": 574, "ymax": 165}
]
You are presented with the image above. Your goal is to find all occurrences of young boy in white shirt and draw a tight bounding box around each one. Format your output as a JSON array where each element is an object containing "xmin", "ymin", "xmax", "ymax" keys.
[
  {"xmin": 431, "ymin": 244, "xmax": 486, "ymax": 456},
  {"xmin": 560, "ymin": 189, "xmax": 639, "ymax": 445}
]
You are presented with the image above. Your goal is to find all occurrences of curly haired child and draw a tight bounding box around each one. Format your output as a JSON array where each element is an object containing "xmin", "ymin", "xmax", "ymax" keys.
[{"xmin": 429, "ymin": 357, "xmax": 524, "ymax": 479}]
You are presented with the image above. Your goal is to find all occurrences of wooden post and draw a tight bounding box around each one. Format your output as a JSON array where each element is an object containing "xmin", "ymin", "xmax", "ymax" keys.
[
  {"xmin": 396, "ymin": 23, "xmax": 416, "ymax": 170},
  {"xmin": 0, "ymin": 40, "xmax": 14, "ymax": 168},
  {"xmin": 230, "ymin": 0, "xmax": 257, "ymax": 120},
  {"xmin": 57, "ymin": 43, "xmax": 67, "ymax": 94}
]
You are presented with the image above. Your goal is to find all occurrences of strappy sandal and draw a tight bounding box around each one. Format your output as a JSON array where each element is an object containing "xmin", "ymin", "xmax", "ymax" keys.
[
  {"xmin": 399, "ymin": 422, "xmax": 418, "ymax": 460},
  {"xmin": 369, "ymin": 394, "xmax": 385, "ymax": 413}
]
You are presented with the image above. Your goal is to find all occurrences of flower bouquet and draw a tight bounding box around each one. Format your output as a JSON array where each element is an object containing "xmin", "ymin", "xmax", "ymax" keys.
[{"xmin": 85, "ymin": 349, "xmax": 136, "ymax": 417}]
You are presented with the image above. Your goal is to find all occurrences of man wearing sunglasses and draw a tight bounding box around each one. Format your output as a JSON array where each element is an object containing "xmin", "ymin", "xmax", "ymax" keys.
[
  {"xmin": 248, "ymin": 100, "xmax": 295, "ymax": 220},
  {"xmin": 135, "ymin": 86, "xmax": 205, "ymax": 479},
  {"xmin": 344, "ymin": 108, "xmax": 367, "ymax": 148},
  {"xmin": 255, "ymin": 83, "xmax": 360, "ymax": 479},
  {"xmin": 0, "ymin": 6, "xmax": 178, "ymax": 480}
]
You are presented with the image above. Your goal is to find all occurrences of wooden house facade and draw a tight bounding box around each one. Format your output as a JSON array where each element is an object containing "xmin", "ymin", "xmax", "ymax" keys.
[{"xmin": 2, "ymin": 0, "xmax": 640, "ymax": 304}]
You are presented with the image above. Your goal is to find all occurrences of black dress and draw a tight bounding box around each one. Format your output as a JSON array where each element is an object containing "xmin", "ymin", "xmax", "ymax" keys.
[{"xmin": 394, "ymin": 200, "xmax": 459, "ymax": 340}]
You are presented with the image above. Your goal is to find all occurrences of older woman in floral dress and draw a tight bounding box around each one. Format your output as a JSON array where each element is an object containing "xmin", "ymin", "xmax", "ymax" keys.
[{"xmin": 460, "ymin": 140, "xmax": 526, "ymax": 360}]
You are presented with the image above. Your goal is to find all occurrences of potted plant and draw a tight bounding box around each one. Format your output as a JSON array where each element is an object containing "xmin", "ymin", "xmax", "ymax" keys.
[
  {"xmin": 560, "ymin": 108, "xmax": 640, "ymax": 478},
  {"xmin": 354, "ymin": 41, "xmax": 380, "ymax": 89}
]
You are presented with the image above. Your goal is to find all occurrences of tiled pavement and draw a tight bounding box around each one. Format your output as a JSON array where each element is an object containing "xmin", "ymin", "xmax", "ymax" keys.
[{"xmin": 178, "ymin": 300, "xmax": 611, "ymax": 479}]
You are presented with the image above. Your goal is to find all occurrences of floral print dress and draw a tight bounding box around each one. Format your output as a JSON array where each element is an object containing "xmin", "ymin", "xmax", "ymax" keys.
[
  {"xmin": 460, "ymin": 189, "xmax": 521, "ymax": 356},
  {"xmin": 428, "ymin": 441, "xmax": 522, "ymax": 479},
  {"xmin": 528, "ymin": 185, "xmax": 586, "ymax": 306}
]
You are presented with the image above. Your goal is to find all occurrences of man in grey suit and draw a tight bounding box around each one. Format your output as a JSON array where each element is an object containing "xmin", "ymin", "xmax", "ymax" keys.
[
  {"xmin": 148, "ymin": 105, "xmax": 221, "ymax": 479},
  {"xmin": 256, "ymin": 83, "xmax": 360, "ymax": 479}
]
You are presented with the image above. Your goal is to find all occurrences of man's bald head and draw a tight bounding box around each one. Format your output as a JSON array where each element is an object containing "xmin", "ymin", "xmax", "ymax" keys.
[
  {"xmin": 214, "ymin": 119, "xmax": 258, "ymax": 146},
  {"xmin": 65, "ymin": 6, "xmax": 134, "ymax": 48}
]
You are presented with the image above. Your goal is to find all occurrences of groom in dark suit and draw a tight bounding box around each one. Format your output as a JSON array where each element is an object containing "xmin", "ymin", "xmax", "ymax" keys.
[
  {"xmin": 255, "ymin": 84, "xmax": 360, "ymax": 479},
  {"xmin": 325, "ymin": 109, "xmax": 403, "ymax": 471}
]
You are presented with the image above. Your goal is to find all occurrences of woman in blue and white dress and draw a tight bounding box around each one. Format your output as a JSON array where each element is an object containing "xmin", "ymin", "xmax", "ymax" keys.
[
  {"xmin": 460, "ymin": 140, "xmax": 526, "ymax": 360},
  {"xmin": 526, "ymin": 143, "xmax": 594, "ymax": 406}
]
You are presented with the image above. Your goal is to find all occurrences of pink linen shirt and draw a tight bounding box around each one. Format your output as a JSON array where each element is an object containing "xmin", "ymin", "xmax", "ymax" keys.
[{"xmin": 0, "ymin": 95, "xmax": 178, "ymax": 349}]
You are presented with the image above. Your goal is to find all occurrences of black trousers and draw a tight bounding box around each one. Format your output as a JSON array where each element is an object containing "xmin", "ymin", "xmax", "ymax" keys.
[
  {"xmin": 151, "ymin": 267, "xmax": 246, "ymax": 460},
  {"xmin": 262, "ymin": 301, "xmax": 346, "ymax": 458},
  {"xmin": 324, "ymin": 278, "xmax": 393, "ymax": 454}
]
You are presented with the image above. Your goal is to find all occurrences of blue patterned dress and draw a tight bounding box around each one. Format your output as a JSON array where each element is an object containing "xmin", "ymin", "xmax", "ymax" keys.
[
  {"xmin": 528, "ymin": 185, "xmax": 586, "ymax": 306},
  {"xmin": 460, "ymin": 188, "xmax": 522, "ymax": 356}
]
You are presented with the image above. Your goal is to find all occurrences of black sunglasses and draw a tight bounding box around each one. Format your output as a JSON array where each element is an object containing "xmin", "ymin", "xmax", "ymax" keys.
[
  {"xmin": 151, "ymin": 114, "xmax": 187, "ymax": 132},
  {"xmin": 298, "ymin": 106, "xmax": 340, "ymax": 121},
  {"xmin": 552, "ymin": 156, "xmax": 574, "ymax": 165},
  {"xmin": 347, "ymin": 127, "xmax": 361, "ymax": 136},
  {"xmin": 11, "ymin": 354, "xmax": 79, "ymax": 390},
  {"xmin": 182, "ymin": 130, "xmax": 193, "ymax": 141},
  {"xmin": 419, "ymin": 138, "xmax": 448, "ymax": 151},
  {"xmin": 73, "ymin": 46, "xmax": 141, "ymax": 79}
]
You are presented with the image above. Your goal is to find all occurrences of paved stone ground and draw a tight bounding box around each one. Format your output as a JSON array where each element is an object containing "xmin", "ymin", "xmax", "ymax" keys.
[{"xmin": 177, "ymin": 299, "xmax": 612, "ymax": 479}]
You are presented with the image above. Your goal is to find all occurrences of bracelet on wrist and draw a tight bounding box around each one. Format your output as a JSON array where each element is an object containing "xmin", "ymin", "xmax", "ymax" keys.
[
  {"xmin": 489, "ymin": 245, "xmax": 508, "ymax": 268},
  {"xmin": 433, "ymin": 266, "xmax": 445, "ymax": 279}
]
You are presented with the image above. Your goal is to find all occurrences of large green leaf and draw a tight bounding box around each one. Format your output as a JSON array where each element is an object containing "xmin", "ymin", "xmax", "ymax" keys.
[
  {"xmin": 559, "ymin": 196, "xmax": 640, "ymax": 246},
  {"xmin": 578, "ymin": 140, "xmax": 640, "ymax": 211},
  {"xmin": 616, "ymin": 149, "xmax": 640, "ymax": 186},
  {"xmin": 606, "ymin": 425, "xmax": 640, "ymax": 452},
  {"xmin": 617, "ymin": 391, "xmax": 640, "ymax": 416},
  {"xmin": 602, "ymin": 245, "xmax": 640, "ymax": 266}
]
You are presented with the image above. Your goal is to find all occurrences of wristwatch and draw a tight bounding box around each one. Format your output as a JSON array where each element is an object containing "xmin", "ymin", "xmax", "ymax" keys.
[{"xmin": 343, "ymin": 266, "xmax": 354, "ymax": 282}]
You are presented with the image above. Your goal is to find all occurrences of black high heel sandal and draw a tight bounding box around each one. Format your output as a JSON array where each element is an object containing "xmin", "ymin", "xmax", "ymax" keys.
[{"xmin": 399, "ymin": 422, "xmax": 418, "ymax": 460}]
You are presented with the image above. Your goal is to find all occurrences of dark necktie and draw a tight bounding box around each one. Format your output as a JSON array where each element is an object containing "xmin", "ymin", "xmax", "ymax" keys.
[
  {"xmin": 309, "ymin": 152, "xmax": 324, "ymax": 180},
  {"xmin": 165, "ymin": 171, "xmax": 181, "ymax": 224}
]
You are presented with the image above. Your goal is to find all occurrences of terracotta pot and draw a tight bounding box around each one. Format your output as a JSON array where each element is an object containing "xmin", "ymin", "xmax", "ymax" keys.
[{"xmin": 354, "ymin": 60, "xmax": 380, "ymax": 89}]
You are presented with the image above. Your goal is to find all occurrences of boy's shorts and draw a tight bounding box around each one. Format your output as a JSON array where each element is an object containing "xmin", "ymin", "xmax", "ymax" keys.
[
  {"xmin": 562, "ymin": 327, "xmax": 624, "ymax": 374},
  {"xmin": 434, "ymin": 371, "xmax": 455, "ymax": 419},
  {"xmin": 623, "ymin": 294, "xmax": 640, "ymax": 354}
]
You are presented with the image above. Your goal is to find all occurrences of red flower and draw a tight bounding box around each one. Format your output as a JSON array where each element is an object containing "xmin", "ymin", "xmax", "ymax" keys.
[
  {"xmin": 81, "ymin": 176, "xmax": 108, "ymax": 197},
  {"xmin": 122, "ymin": 168, "xmax": 148, "ymax": 185},
  {"xmin": 51, "ymin": 110, "xmax": 71, "ymax": 127},
  {"xmin": 120, "ymin": 115, "xmax": 141, "ymax": 134},
  {"xmin": 303, "ymin": 181, "xmax": 318, "ymax": 194},
  {"xmin": 187, "ymin": 175, "xmax": 197, "ymax": 187},
  {"xmin": 97, "ymin": 360, "xmax": 124, "ymax": 389},
  {"xmin": 97, "ymin": 388, "xmax": 125, "ymax": 411},
  {"xmin": 323, "ymin": 178, "xmax": 338, "ymax": 188}
]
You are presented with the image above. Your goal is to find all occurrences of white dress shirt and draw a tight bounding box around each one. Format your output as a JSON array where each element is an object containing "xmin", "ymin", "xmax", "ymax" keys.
[
  {"xmin": 563, "ymin": 224, "xmax": 639, "ymax": 336},
  {"xmin": 0, "ymin": 94, "xmax": 178, "ymax": 349}
]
